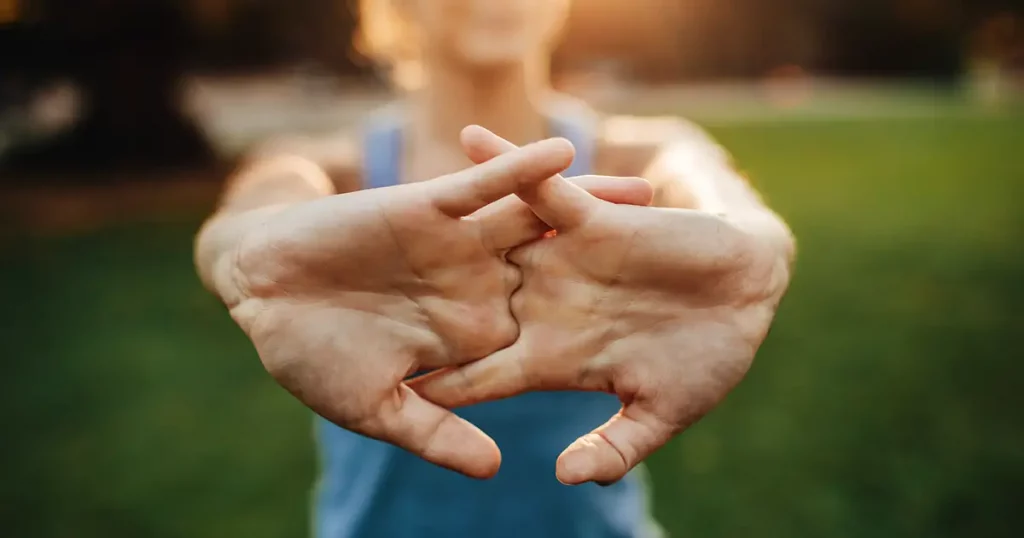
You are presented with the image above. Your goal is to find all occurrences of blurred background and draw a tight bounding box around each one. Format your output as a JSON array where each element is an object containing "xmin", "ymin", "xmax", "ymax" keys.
[{"xmin": 1, "ymin": 0, "xmax": 1022, "ymax": 536}]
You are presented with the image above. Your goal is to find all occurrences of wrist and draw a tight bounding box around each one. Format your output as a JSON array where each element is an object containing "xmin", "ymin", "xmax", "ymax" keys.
[
  {"xmin": 197, "ymin": 204, "xmax": 286, "ymax": 308},
  {"xmin": 720, "ymin": 209, "xmax": 795, "ymax": 298},
  {"xmin": 744, "ymin": 212, "xmax": 795, "ymax": 269},
  {"xmin": 199, "ymin": 156, "xmax": 334, "ymax": 303},
  {"xmin": 212, "ymin": 227, "xmax": 252, "ymax": 309}
]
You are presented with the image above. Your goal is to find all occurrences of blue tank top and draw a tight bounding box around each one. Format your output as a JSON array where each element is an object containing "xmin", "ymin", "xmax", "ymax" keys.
[{"xmin": 313, "ymin": 110, "xmax": 660, "ymax": 538}]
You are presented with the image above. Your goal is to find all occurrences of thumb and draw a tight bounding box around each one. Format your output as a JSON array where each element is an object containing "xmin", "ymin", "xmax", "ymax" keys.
[
  {"xmin": 408, "ymin": 343, "xmax": 537, "ymax": 409},
  {"xmin": 461, "ymin": 125, "xmax": 601, "ymax": 230},
  {"xmin": 368, "ymin": 384, "xmax": 502, "ymax": 479},
  {"xmin": 555, "ymin": 402, "xmax": 676, "ymax": 486}
]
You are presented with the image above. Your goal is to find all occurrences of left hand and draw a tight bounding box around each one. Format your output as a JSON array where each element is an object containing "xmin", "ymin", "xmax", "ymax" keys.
[{"xmin": 412, "ymin": 126, "xmax": 792, "ymax": 485}]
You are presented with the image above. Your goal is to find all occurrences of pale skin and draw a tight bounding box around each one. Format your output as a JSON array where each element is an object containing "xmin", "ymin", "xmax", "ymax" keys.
[
  {"xmin": 194, "ymin": 0, "xmax": 794, "ymax": 484},
  {"xmin": 196, "ymin": 142, "xmax": 653, "ymax": 479}
]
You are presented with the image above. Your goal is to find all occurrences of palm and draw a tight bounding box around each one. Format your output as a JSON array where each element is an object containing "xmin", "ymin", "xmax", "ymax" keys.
[
  {"xmin": 226, "ymin": 138, "xmax": 655, "ymax": 479},
  {"xmin": 519, "ymin": 205, "xmax": 772, "ymax": 411},
  {"xmin": 414, "ymin": 127, "xmax": 789, "ymax": 484},
  {"xmin": 253, "ymin": 190, "xmax": 518, "ymax": 362},
  {"xmin": 229, "ymin": 140, "xmax": 575, "ymax": 478}
]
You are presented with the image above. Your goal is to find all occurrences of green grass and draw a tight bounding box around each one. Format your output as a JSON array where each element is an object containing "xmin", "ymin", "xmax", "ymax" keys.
[{"xmin": 2, "ymin": 109, "xmax": 1023, "ymax": 537}]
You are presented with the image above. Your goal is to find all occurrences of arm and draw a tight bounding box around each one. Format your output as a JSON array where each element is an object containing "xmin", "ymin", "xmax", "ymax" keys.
[{"xmin": 194, "ymin": 150, "xmax": 337, "ymax": 307}]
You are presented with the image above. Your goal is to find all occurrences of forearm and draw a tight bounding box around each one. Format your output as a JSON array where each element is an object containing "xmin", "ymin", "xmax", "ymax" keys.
[{"xmin": 194, "ymin": 155, "xmax": 335, "ymax": 304}]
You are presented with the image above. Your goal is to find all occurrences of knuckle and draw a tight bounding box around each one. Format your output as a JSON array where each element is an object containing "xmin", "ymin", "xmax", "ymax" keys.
[
  {"xmin": 509, "ymin": 289, "xmax": 529, "ymax": 318},
  {"xmin": 504, "ymin": 264, "xmax": 523, "ymax": 294},
  {"xmin": 506, "ymin": 241, "xmax": 539, "ymax": 268}
]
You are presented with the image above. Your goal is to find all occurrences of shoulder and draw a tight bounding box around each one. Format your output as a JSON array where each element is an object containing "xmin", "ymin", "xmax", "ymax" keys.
[
  {"xmin": 595, "ymin": 114, "xmax": 733, "ymax": 208},
  {"xmin": 595, "ymin": 114, "xmax": 728, "ymax": 176},
  {"xmin": 242, "ymin": 126, "xmax": 366, "ymax": 194}
]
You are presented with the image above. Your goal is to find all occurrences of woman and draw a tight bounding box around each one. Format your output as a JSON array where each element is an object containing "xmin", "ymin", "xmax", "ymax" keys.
[{"xmin": 196, "ymin": 0, "xmax": 792, "ymax": 537}]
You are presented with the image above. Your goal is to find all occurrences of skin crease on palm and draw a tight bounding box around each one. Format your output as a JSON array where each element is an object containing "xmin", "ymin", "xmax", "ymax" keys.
[
  {"xmin": 411, "ymin": 126, "xmax": 793, "ymax": 486},
  {"xmin": 224, "ymin": 137, "xmax": 654, "ymax": 480}
]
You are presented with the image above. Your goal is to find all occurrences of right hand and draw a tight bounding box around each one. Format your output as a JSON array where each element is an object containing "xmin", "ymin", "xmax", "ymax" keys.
[{"xmin": 223, "ymin": 138, "xmax": 653, "ymax": 478}]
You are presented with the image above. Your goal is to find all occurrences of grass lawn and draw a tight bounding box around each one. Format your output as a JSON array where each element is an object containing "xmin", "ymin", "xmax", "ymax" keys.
[{"xmin": 2, "ymin": 106, "xmax": 1022, "ymax": 537}]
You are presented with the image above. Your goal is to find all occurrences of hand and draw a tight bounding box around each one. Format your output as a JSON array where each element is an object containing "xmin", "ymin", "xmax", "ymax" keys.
[
  {"xmin": 225, "ymin": 137, "xmax": 653, "ymax": 479},
  {"xmin": 413, "ymin": 126, "xmax": 792, "ymax": 485}
]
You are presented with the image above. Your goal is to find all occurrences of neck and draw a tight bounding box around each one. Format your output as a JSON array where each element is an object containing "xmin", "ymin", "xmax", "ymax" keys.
[{"xmin": 407, "ymin": 54, "xmax": 552, "ymax": 151}]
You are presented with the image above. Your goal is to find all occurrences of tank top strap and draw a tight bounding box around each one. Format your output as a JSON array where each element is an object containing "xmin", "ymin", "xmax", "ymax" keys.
[
  {"xmin": 362, "ymin": 107, "xmax": 404, "ymax": 190},
  {"xmin": 548, "ymin": 109, "xmax": 598, "ymax": 177},
  {"xmin": 362, "ymin": 105, "xmax": 598, "ymax": 190}
]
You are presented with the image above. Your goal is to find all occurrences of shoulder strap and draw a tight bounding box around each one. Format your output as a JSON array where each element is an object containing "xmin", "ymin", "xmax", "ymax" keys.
[
  {"xmin": 364, "ymin": 104, "xmax": 597, "ymax": 188},
  {"xmin": 548, "ymin": 108, "xmax": 598, "ymax": 177},
  {"xmin": 362, "ymin": 108, "xmax": 404, "ymax": 190}
]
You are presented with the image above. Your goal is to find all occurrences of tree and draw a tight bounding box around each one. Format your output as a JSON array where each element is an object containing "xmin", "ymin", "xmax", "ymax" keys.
[{"xmin": 2, "ymin": 0, "xmax": 215, "ymax": 179}]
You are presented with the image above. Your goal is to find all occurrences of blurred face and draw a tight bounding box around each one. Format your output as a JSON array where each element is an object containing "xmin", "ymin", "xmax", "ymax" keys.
[{"xmin": 399, "ymin": 0, "xmax": 571, "ymax": 68}]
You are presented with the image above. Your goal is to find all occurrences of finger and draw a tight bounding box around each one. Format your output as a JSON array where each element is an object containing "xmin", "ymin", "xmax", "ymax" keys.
[
  {"xmin": 430, "ymin": 137, "xmax": 575, "ymax": 218},
  {"xmin": 554, "ymin": 403, "xmax": 675, "ymax": 486},
  {"xmin": 371, "ymin": 384, "xmax": 502, "ymax": 479},
  {"xmin": 461, "ymin": 125, "xmax": 602, "ymax": 230},
  {"xmin": 570, "ymin": 175, "xmax": 654, "ymax": 207},
  {"xmin": 475, "ymin": 175, "xmax": 654, "ymax": 251},
  {"xmin": 408, "ymin": 346, "xmax": 532, "ymax": 409}
]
